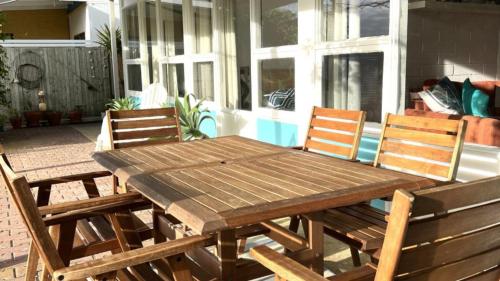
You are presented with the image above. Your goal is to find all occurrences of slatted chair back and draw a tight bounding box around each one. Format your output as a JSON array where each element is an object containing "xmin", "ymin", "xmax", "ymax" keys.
[
  {"xmin": 304, "ymin": 107, "xmax": 366, "ymax": 160},
  {"xmin": 0, "ymin": 156, "xmax": 66, "ymax": 275},
  {"xmin": 374, "ymin": 113, "xmax": 467, "ymax": 181},
  {"xmin": 107, "ymin": 107, "xmax": 182, "ymax": 150},
  {"xmin": 376, "ymin": 176, "xmax": 500, "ymax": 281}
]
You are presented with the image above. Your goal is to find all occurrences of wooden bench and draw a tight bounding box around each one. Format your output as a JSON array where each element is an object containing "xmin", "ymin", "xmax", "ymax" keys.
[
  {"xmin": 323, "ymin": 113, "xmax": 467, "ymax": 265},
  {"xmin": 251, "ymin": 176, "xmax": 500, "ymax": 281}
]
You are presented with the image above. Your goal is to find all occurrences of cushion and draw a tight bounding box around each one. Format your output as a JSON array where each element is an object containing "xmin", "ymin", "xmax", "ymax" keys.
[
  {"xmin": 462, "ymin": 78, "xmax": 474, "ymax": 115},
  {"xmin": 419, "ymin": 77, "xmax": 463, "ymax": 115},
  {"xmin": 265, "ymin": 88, "xmax": 295, "ymax": 110},
  {"xmin": 471, "ymin": 89, "xmax": 490, "ymax": 117}
]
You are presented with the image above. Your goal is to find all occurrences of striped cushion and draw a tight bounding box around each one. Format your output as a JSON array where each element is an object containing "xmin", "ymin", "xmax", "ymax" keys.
[{"xmin": 264, "ymin": 88, "xmax": 295, "ymax": 110}]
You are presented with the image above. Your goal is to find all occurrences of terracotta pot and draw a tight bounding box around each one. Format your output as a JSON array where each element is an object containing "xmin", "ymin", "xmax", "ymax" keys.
[
  {"xmin": 9, "ymin": 117, "xmax": 22, "ymax": 129},
  {"xmin": 24, "ymin": 111, "xmax": 42, "ymax": 127},
  {"xmin": 46, "ymin": 111, "xmax": 62, "ymax": 126},
  {"xmin": 68, "ymin": 111, "xmax": 82, "ymax": 124}
]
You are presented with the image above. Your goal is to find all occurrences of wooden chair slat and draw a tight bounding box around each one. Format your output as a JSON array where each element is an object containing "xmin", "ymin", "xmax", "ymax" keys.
[
  {"xmin": 461, "ymin": 266, "xmax": 500, "ymax": 281},
  {"xmin": 398, "ymin": 224, "xmax": 500, "ymax": 274},
  {"xmin": 384, "ymin": 127, "xmax": 457, "ymax": 148},
  {"xmin": 109, "ymin": 108, "xmax": 176, "ymax": 119},
  {"xmin": 112, "ymin": 127, "xmax": 179, "ymax": 141},
  {"xmin": 114, "ymin": 138, "xmax": 179, "ymax": 149},
  {"xmin": 378, "ymin": 154, "xmax": 450, "ymax": 178},
  {"xmin": 404, "ymin": 200, "xmax": 500, "ymax": 247},
  {"xmin": 380, "ymin": 140, "xmax": 453, "ymax": 163},
  {"xmin": 308, "ymin": 129, "xmax": 355, "ymax": 145},
  {"xmin": 310, "ymin": 118, "xmax": 358, "ymax": 133},
  {"xmin": 305, "ymin": 139, "xmax": 352, "ymax": 157},
  {"xmin": 387, "ymin": 114, "xmax": 460, "ymax": 133},
  {"xmin": 111, "ymin": 117, "xmax": 178, "ymax": 130},
  {"xmin": 313, "ymin": 107, "xmax": 363, "ymax": 121}
]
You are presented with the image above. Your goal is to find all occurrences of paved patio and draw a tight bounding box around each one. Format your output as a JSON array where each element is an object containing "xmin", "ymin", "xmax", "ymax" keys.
[{"xmin": 0, "ymin": 123, "xmax": 366, "ymax": 280}]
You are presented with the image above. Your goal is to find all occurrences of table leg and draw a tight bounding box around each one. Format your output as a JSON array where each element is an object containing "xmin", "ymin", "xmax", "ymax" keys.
[
  {"xmin": 217, "ymin": 229, "xmax": 237, "ymax": 280},
  {"xmin": 307, "ymin": 212, "xmax": 324, "ymax": 275}
]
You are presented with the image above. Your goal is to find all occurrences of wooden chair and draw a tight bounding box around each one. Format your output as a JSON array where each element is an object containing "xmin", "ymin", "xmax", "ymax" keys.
[
  {"xmin": 106, "ymin": 107, "xmax": 182, "ymax": 150},
  {"xmin": 323, "ymin": 113, "xmax": 468, "ymax": 266},
  {"xmin": 289, "ymin": 107, "xmax": 366, "ymax": 234},
  {"xmin": 251, "ymin": 176, "xmax": 500, "ymax": 281},
  {"xmin": 106, "ymin": 107, "xmax": 182, "ymax": 194},
  {"xmin": 0, "ymin": 146, "xmax": 153, "ymax": 280},
  {"xmin": 1, "ymin": 152, "xmax": 211, "ymax": 281}
]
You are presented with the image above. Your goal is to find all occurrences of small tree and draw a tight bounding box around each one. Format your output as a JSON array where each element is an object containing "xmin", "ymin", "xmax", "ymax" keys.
[{"xmin": 95, "ymin": 24, "xmax": 122, "ymax": 55}]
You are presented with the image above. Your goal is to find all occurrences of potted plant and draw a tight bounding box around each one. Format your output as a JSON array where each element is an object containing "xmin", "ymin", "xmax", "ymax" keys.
[
  {"xmin": 106, "ymin": 97, "xmax": 139, "ymax": 111},
  {"xmin": 23, "ymin": 100, "xmax": 42, "ymax": 127},
  {"xmin": 8, "ymin": 107, "xmax": 22, "ymax": 129},
  {"xmin": 68, "ymin": 105, "xmax": 83, "ymax": 123},
  {"xmin": 172, "ymin": 94, "xmax": 215, "ymax": 141},
  {"xmin": 46, "ymin": 111, "xmax": 62, "ymax": 126}
]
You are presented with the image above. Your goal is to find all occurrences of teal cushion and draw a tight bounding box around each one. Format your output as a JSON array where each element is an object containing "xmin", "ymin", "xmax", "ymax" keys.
[
  {"xmin": 471, "ymin": 89, "xmax": 490, "ymax": 117},
  {"xmin": 462, "ymin": 78, "xmax": 474, "ymax": 115}
]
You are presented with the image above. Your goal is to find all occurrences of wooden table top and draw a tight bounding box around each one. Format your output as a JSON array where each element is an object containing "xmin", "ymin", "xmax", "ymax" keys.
[
  {"xmin": 92, "ymin": 136, "xmax": 289, "ymax": 180},
  {"xmin": 94, "ymin": 136, "xmax": 435, "ymax": 235}
]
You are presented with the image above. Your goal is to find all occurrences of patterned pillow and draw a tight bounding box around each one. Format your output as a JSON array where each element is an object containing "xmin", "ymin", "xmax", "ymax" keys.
[
  {"xmin": 420, "ymin": 77, "xmax": 463, "ymax": 115},
  {"xmin": 264, "ymin": 88, "xmax": 295, "ymax": 110}
]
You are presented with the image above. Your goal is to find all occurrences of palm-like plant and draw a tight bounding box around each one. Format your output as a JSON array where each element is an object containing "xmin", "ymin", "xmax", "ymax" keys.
[
  {"xmin": 173, "ymin": 94, "xmax": 215, "ymax": 141},
  {"xmin": 95, "ymin": 24, "xmax": 122, "ymax": 54},
  {"xmin": 106, "ymin": 97, "xmax": 139, "ymax": 110}
]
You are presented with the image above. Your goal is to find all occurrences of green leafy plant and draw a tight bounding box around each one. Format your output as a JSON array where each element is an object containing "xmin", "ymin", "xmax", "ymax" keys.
[
  {"xmin": 106, "ymin": 97, "xmax": 139, "ymax": 111},
  {"xmin": 172, "ymin": 94, "xmax": 215, "ymax": 141},
  {"xmin": 95, "ymin": 24, "xmax": 122, "ymax": 54}
]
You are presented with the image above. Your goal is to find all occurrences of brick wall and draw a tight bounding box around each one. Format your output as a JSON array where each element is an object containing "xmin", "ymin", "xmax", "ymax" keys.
[{"xmin": 406, "ymin": 10, "xmax": 500, "ymax": 90}]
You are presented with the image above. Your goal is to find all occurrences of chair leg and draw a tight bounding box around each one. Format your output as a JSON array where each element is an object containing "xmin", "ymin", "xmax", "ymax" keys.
[
  {"xmin": 349, "ymin": 246, "xmax": 362, "ymax": 267},
  {"xmin": 237, "ymin": 237, "xmax": 247, "ymax": 255},
  {"xmin": 24, "ymin": 241, "xmax": 39, "ymax": 281},
  {"xmin": 289, "ymin": 215, "xmax": 300, "ymax": 233}
]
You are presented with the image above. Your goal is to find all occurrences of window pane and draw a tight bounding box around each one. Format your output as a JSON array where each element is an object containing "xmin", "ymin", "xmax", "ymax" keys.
[
  {"xmin": 123, "ymin": 1, "xmax": 140, "ymax": 59},
  {"xmin": 322, "ymin": 0, "xmax": 389, "ymax": 41},
  {"xmin": 127, "ymin": 65, "xmax": 143, "ymax": 91},
  {"xmin": 322, "ymin": 53, "xmax": 384, "ymax": 122},
  {"xmin": 161, "ymin": 0, "xmax": 184, "ymax": 56},
  {"xmin": 261, "ymin": 0, "xmax": 298, "ymax": 47},
  {"xmin": 164, "ymin": 64, "xmax": 186, "ymax": 98},
  {"xmin": 146, "ymin": 1, "xmax": 158, "ymax": 83},
  {"xmin": 193, "ymin": 0, "xmax": 213, "ymax": 53},
  {"xmin": 260, "ymin": 58, "xmax": 295, "ymax": 111},
  {"xmin": 233, "ymin": 0, "xmax": 251, "ymax": 110},
  {"xmin": 194, "ymin": 62, "xmax": 214, "ymax": 101}
]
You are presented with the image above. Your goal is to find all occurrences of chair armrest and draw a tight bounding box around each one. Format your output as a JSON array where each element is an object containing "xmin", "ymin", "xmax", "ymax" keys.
[
  {"xmin": 43, "ymin": 197, "xmax": 150, "ymax": 226},
  {"xmin": 53, "ymin": 234, "xmax": 212, "ymax": 281},
  {"xmin": 28, "ymin": 170, "xmax": 112, "ymax": 188},
  {"xmin": 39, "ymin": 192, "xmax": 142, "ymax": 216},
  {"xmin": 328, "ymin": 264, "xmax": 376, "ymax": 281},
  {"xmin": 250, "ymin": 246, "xmax": 327, "ymax": 281}
]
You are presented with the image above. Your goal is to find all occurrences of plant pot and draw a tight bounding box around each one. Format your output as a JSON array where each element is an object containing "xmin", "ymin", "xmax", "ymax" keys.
[
  {"xmin": 9, "ymin": 117, "xmax": 22, "ymax": 129},
  {"xmin": 46, "ymin": 111, "xmax": 62, "ymax": 126},
  {"xmin": 24, "ymin": 111, "xmax": 42, "ymax": 127},
  {"xmin": 68, "ymin": 111, "xmax": 82, "ymax": 124}
]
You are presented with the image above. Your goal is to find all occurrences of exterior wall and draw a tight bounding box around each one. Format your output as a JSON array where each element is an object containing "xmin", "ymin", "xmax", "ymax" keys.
[
  {"xmin": 1, "ymin": 9, "xmax": 70, "ymax": 40},
  {"xmin": 69, "ymin": 4, "xmax": 87, "ymax": 39},
  {"xmin": 87, "ymin": 2, "xmax": 121, "ymax": 42},
  {"xmin": 406, "ymin": 10, "xmax": 500, "ymax": 89}
]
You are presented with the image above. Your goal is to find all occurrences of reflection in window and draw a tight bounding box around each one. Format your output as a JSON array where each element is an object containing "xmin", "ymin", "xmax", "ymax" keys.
[
  {"xmin": 322, "ymin": 53, "xmax": 384, "ymax": 122},
  {"xmin": 193, "ymin": 0, "xmax": 213, "ymax": 54},
  {"xmin": 260, "ymin": 59, "xmax": 295, "ymax": 111},
  {"xmin": 123, "ymin": 1, "xmax": 140, "ymax": 59},
  {"xmin": 322, "ymin": 0, "xmax": 389, "ymax": 41},
  {"xmin": 127, "ymin": 65, "xmax": 143, "ymax": 92},
  {"xmin": 161, "ymin": 0, "xmax": 184, "ymax": 56},
  {"xmin": 261, "ymin": 0, "xmax": 298, "ymax": 47},
  {"xmin": 165, "ymin": 64, "xmax": 185, "ymax": 98},
  {"xmin": 233, "ymin": 0, "xmax": 251, "ymax": 110},
  {"xmin": 194, "ymin": 62, "xmax": 214, "ymax": 101},
  {"xmin": 146, "ymin": 1, "xmax": 158, "ymax": 83}
]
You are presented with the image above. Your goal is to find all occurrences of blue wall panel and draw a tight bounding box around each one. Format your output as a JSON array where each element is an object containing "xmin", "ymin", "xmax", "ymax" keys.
[
  {"xmin": 200, "ymin": 111, "xmax": 217, "ymax": 138},
  {"xmin": 256, "ymin": 119, "xmax": 298, "ymax": 147}
]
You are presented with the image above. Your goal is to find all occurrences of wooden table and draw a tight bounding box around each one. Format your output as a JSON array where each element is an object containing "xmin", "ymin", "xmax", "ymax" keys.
[{"xmin": 93, "ymin": 136, "xmax": 435, "ymax": 280}]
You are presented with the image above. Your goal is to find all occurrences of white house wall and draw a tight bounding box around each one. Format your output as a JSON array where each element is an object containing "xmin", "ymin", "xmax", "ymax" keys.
[
  {"xmin": 87, "ymin": 2, "xmax": 121, "ymax": 41},
  {"xmin": 69, "ymin": 4, "xmax": 87, "ymax": 39}
]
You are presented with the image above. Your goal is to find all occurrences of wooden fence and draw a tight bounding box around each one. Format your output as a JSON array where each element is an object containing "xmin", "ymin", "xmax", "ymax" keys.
[{"xmin": 5, "ymin": 46, "xmax": 112, "ymax": 118}]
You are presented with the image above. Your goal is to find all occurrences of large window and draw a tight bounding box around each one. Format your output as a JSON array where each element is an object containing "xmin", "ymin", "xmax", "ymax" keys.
[
  {"xmin": 193, "ymin": 0, "xmax": 213, "ymax": 54},
  {"xmin": 161, "ymin": 0, "xmax": 184, "ymax": 56},
  {"xmin": 261, "ymin": 0, "xmax": 298, "ymax": 47},
  {"xmin": 123, "ymin": 0, "xmax": 140, "ymax": 59},
  {"xmin": 233, "ymin": 0, "xmax": 251, "ymax": 110},
  {"xmin": 194, "ymin": 62, "xmax": 214, "ymax": 101},
  {"xmin": 164, "ymin": 64, "xmax": 185, "ymax": 98},
  {"xmin": 145, "ymin": 0, "xmax": 158, "ymax": 83},
  {"xmin": 260, "ymin": 58, "xmax": 295, "ymax": 111},
  {"xmin": 322, "ymin": 0, "xmax": 390, "ymax": 41},
  {"xmin": 322, "ymin": 53, "xmax": 384, "ymax": 122}
]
